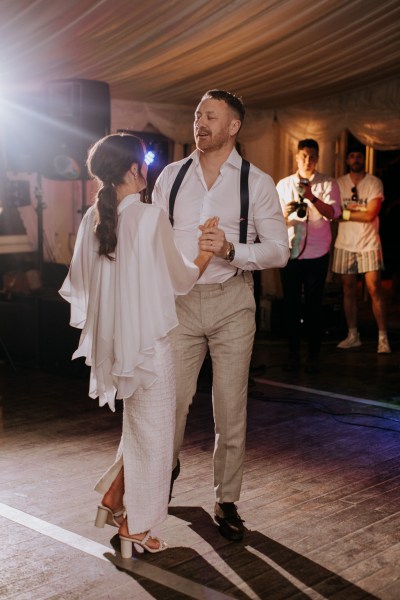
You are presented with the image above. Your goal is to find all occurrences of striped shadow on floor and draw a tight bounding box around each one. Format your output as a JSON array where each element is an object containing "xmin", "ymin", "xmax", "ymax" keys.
[{"xmin": 0, "ymin": 502, "xmax": 235, "ymax": 600}]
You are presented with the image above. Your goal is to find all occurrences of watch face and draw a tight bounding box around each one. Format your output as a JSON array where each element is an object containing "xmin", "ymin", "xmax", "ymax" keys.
[{"xmin": 224, "ymin": 243, "xmax": 235, "ymax": 261}]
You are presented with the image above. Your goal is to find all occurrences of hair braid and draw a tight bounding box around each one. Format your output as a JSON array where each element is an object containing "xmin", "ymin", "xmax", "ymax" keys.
[
  {"xmin": 95, "ymin": 184, "xmax": 118, "ymax": 258},
  {"xmin": 86, "ymin": 133, "xmax": 145, "ymax": 259}
]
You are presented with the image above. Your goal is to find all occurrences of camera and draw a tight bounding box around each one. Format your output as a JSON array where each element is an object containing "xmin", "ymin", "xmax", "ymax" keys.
[
  {"xmin": 292, "ymin": 199, "xmax": 307, "ymax": 219},
  {"xmin": 293, "ymin": 178, "xmax": 309, "ymax": 218}
]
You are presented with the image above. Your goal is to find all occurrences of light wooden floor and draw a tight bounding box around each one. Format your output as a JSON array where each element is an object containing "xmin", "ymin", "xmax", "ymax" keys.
[{"xmin": 0, "ymin": 347, "xmax": 399, "ymax": 600}]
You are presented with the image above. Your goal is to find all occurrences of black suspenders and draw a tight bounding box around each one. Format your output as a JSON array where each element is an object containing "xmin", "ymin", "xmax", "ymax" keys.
[
  {"xmin": 168, "ymin": 157, "xmax": 250, "ymax": 244},
  {"xmin": 239, "ymin": 159, "xmax": 250, "ymax": 244},
  {"xmin": 168, "ymin": 158, "xmax": 193, "ymax": 227}
]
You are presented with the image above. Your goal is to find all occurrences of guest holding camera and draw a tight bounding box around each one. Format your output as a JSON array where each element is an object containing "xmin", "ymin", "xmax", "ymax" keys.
[{"xmin": 276, "ymin": 139, "xmax": 341, "ymax": 373}]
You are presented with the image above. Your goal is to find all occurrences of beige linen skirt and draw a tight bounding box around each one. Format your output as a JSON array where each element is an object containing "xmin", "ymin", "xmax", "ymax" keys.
[{"xmin": 94, "ymin": 336, "xmax": 175, "ymax": 533}]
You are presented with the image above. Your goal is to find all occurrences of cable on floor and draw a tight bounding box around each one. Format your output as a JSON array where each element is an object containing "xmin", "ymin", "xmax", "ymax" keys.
[{"xmin": 248, "ymin": 392, "xmax": 400, "ymax": 434}]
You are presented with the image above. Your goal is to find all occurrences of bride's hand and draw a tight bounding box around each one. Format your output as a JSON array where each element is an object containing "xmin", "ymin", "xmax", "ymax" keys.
[
  {"xmin": 200, "ymin": 216, "xmax": 219, "ymax": 230},
  {"xmin": 198, "ymin": 217, "xmax": 219, "ymax": 254}
]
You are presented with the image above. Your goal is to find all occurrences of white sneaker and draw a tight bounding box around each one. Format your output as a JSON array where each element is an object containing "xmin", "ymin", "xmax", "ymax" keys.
[
  {"xmin": 377, "ymin": 338, "xmax": 391, "ymax": 354},
  {"xmin": 337, "ymin": 332, "xmax": 362, "ymax": 349}
]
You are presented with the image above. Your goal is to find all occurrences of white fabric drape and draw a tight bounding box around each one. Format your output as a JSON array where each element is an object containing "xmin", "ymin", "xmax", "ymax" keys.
[
  {"xmin": 278, "ymin": 79, "xmax": 400, "ymax": 150},
  {"xmin": 110, "ymin": 78, "xmax": 400, "ymax": 154},
  {"xmin": 111, "ymin": 99, "xmax": 275, "ymax": 144}
]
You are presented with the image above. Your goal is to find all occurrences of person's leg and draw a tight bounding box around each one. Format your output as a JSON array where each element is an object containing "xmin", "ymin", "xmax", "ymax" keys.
[
  {"xmin": 341, "ymin": 273, "xmax": 358, "ymax": 330},
  {"xmin": 171, "ymin": 290, "xmax": 208, "ymax": 469},
  {"xmin": 121, "ymin": 336, "xmax": 175, "ymax": 539},
  {"xmin": 336, "ymin": 272, "xmax": 363, "ymax": 348},
  {"xmin": 302, "ymin": 253, "xmax": 329, "ymax": 361},
  {"xmin": 280, "ymin": 260, "xmax": 302, "ymax": 364},
  {"xmin": 364, "ymin": 269, "xmax": 391, "ymax": 353},
  {"xmin": 206, "ymin": 274, "xmax": 256, "ymax": 504},
  {"xmin": 94, "ymin": 437, "xmax": 125, "ymax": 526},
  {"xmin": 333, "ymin": 248, "xmax": 362, "ymax": 348},
  {"xmin": 364, "ymin": 270, "xmax": 387, "ymax": 331},
  {"xmin": 101, "ymin": 467, "xmax": 124, "ymax": 515},
  {"xmin": 94, "ymin": 464, "xmax": 125, "ymax": 528}
]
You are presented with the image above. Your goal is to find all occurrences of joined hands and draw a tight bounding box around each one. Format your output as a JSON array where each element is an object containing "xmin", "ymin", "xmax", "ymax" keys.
[{"xmin": 198, "ymin": 217, "xmax": 230, "ymax": 257}]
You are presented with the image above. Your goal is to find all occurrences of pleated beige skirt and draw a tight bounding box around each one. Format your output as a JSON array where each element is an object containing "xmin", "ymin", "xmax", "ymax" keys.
[{"xmin": 94, "ymin": 336, "xmax": 175, "ymax": 533}]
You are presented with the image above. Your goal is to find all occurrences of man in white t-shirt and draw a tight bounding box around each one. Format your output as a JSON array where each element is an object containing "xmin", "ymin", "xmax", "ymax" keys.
[{"xmin": 332, "ymin": 145, "xmax": 391, "ymax": 354}]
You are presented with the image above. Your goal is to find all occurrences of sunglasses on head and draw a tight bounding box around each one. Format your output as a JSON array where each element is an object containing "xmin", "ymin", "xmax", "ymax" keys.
[{"xmin": 351, "ymin": 186, "xmax": 358, "ymax": 202}]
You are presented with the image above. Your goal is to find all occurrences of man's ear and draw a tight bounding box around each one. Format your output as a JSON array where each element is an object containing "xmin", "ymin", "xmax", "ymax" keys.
[{"xmin": 230, "ymin": 119, "xmax": 241, "ymax": 137}]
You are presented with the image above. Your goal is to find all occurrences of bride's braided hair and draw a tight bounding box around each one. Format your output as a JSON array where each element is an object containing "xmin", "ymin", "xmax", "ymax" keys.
[{"xmin": 87, "ymin": 133, "xmax": 145, "ymax": 258}]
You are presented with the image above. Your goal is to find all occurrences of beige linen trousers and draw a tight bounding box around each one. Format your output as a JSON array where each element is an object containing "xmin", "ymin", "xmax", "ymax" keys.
[{"xmin": 171, "ymin": 271, "xmax": 256, "ymax": 503}]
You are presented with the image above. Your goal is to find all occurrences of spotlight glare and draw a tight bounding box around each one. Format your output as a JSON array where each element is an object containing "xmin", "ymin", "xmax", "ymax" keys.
[{"xmin": 144, "ymin": 150, "xmax": 155, "ymax": 166}]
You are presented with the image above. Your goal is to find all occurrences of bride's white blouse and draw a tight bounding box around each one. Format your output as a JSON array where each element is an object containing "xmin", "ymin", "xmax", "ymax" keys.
[{"xmin": 59, "ymin": 193, "xmax": 199, "ymax": 411}]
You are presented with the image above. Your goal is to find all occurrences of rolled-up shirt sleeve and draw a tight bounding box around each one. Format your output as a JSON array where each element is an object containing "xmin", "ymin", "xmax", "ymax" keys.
[{"xmin": 321, "ymin": 178, "xmax": 342, "ymax": 219}]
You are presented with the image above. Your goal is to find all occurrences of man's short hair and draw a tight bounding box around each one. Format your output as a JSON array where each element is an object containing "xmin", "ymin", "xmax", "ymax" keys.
[
  {"xmin": 298, "ymin": 139, "xmax": 319, "ymax": 154},
  {"xmin": 201, "ymin": 89, "xmax": 245, "ymax": 123},
  {"xmin": 347, "ymin": 142, "xmax": 365, "ymax": 156}
]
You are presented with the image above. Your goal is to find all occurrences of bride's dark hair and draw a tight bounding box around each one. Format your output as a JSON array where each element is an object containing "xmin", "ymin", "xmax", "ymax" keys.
[{"xmin": 87, "ymin": 133, "xmax": 145, "ymax": 258}]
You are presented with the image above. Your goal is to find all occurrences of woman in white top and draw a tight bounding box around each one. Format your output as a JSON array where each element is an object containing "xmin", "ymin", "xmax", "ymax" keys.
[{"xmin": 60, "ymin": 133, "xmax": 216, "ymax": 556}]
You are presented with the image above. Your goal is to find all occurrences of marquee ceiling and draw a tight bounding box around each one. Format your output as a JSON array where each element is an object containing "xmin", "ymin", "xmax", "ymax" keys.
[{"xmin": 1, "ymin": 0, "xmax": 400, "ymax": 109}]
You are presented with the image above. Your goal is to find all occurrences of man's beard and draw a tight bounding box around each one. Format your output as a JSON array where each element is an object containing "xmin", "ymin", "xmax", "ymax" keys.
[
  {"xmin": 350, "ymin": 162, "xmax": 364, "ymax": 173},
  {"xmin": 196, "ymin": 131, "xmax": 229, "ymax": 152}
]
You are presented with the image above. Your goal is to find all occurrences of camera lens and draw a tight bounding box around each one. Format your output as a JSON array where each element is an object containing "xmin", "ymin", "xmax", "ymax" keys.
[{"xmin": 296, "ymin": 204, "xmax": 307, "ymax": 218}]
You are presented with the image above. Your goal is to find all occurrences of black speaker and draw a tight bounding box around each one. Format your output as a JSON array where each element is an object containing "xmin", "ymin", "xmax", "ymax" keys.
[{"xmin": 40, "ymin": 79, "xmax": 111, "ymax": 180}]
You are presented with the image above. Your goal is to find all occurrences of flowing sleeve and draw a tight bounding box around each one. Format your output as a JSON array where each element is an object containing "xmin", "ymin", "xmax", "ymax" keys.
[
  {"xmin": 114, "ymin": 205, "xmax": 199, "ymax": 359},
  {"xmin": 156, "ymin": 208, "xmax": 199, "ymax": 294},
  {"xmin": 59, "ymin": 202, "xmax": 200, "ymax": 412},
  {"xmin": 59, "ymin": 207, "xmax": 118, "ymax": 410},
  {"xmin": 58, "ymin": 207, "xmax": 98, "ymax": 329},
  {"xmin": 112, "ymin": 204, "xmax": 199, "ymax": 407}
]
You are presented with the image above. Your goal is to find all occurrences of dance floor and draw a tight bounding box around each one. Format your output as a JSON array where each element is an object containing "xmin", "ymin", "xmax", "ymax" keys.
[{"xmin": 1, "ymin": 326, "xmax": 399, "ymax": 600}]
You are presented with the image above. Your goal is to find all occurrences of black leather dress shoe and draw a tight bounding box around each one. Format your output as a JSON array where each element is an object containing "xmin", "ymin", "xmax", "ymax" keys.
[
  {"xmin": 214, "ymin": 502, "xmax": 245, "ymax": 541},
  {"xmin": 168, "ymin": 459, "xmax": 180, "ymax": 503}
]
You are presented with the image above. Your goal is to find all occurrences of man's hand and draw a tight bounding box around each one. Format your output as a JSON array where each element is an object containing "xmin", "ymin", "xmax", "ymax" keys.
[
  {"xmin": 194, "ymin": 217, "xmax": 219, "ymax": 276},
  {"xmin": 301, "ymin": 181, "xmax": 313, "ymax": 201},
  {"xmin": 198, "ymin": 217, "xmax": 220, "ymax": 255},
  {"xmin": 198, "ymin": 219, "xmax": 230, "ymax": 257},
  {"xmin": 284, "ymin": 201, "xmax": 298, "ymax": 218}
]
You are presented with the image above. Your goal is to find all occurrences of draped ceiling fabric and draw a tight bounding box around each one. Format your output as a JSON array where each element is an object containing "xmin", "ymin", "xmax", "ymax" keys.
[
  {"xmin": 1, "ymin": 0, "xmax": 400, "ymax": 267},
  {"xmin": 1, "ymin": 0, "xmax": 400, "ymax": 146}
]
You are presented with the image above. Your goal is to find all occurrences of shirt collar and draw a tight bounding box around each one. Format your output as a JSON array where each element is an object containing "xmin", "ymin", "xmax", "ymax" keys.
[
  {"xmin": 193, "ymin": 147, "xmax": 242, "ymax": 172},
  {"xmin": 296, "ymin": 171, "xmax": 317, "ymax": 183},
  {"xmin": 117, "ymin": 193, "xmax": 140, "ymax": 214}
]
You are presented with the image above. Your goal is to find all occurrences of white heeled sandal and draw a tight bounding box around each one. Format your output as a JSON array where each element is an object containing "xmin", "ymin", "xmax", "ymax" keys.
[
  {"xmin": 95, "ymin": 504, "xmax": 125, "ymax": 528},
  {"xmin": 119, "ymin": 531, "xmax": 168, "ymax": 558}
]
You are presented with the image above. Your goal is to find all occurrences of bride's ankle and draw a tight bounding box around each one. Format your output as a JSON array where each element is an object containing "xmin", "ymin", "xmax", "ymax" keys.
[
  {"xmin": 118, "ymin": 518, "xmax": 130, "ymax": 537},
  {"xmin": 101, "ymin": 492, "xmax": 123, "ymax": 513}
]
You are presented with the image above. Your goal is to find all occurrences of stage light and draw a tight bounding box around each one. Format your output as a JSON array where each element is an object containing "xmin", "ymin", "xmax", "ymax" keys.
[{"xmin": 144, "ymin": 150, "xmax": 155, "ymax": 166}]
